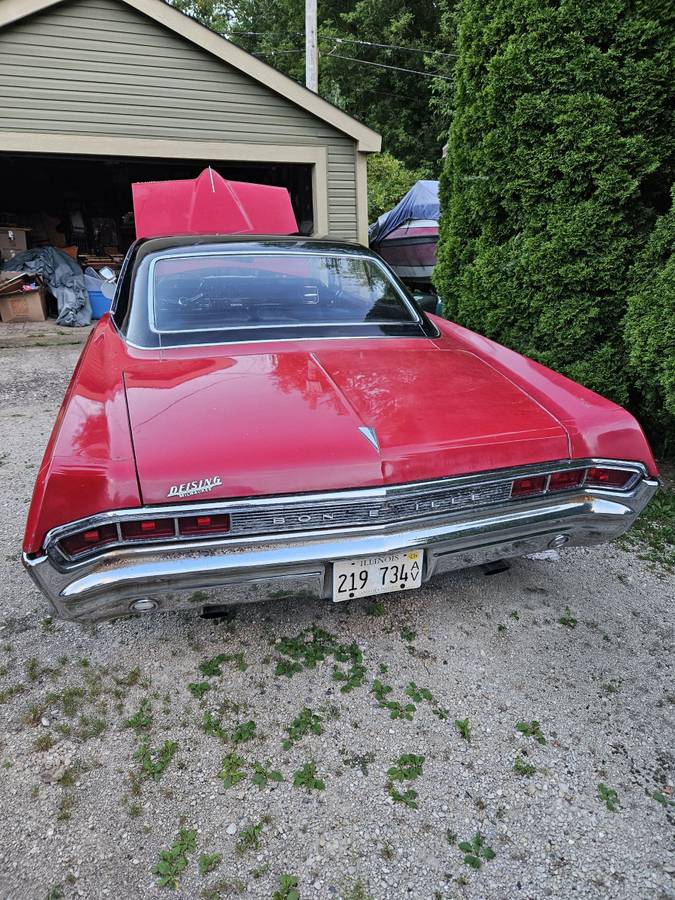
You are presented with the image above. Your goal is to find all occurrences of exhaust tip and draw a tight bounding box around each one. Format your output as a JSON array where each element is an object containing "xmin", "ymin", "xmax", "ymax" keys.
[
  {"xmin": 130, "ymin": 598, "xmax": 159, "ymax": 613},
  {"xmin": 548, "ymin": 534, "xmax": 570, "ymax": 550}
]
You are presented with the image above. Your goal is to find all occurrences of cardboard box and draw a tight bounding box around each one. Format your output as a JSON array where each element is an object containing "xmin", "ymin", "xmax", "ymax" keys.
[
  {"xmin": 0, "ymin": 226, "xmax": 31, "ymax": 261},
  {"xmin": 0, "ymin": 272, "xmax": 47, "ymax": 323}
]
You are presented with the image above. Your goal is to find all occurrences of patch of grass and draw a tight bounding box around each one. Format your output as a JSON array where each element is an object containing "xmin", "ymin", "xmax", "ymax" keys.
[
  {"xmin": 57, "ymin": 790, "xmax": 76, "ymax": 821},
  {"xmin": 343, "ymin": 879, "xmax": 373, "ymax": 900},
  {"xmin": 76, "ymin": 715, "xmax": 106, "ymax": 741},
  {"xmin": 601, "ymin": 679, "xmax": 622, "ymax": 695},
  {"xmin": 231, "ymin": 720, "xmax": 256, "ymax": 744},
  {"xmin": 283, "ymin": 708, "xmax": 323, "ymax": 750},
  {"xmin": 198, "ymin": 852, "xmax": 222, "ymax": 876},
  {"xmin": 651, "ymin": 790, "xmax": 675, "ymax": 807},
  {"xmin": 34, "ymin": 733, "xmax": 54, "ymax": 752},
  {"xmin": 399, "ymin": 626, "xmax": 416, "ymax": 643},
  {"xmin": 367, "ymin": 600, "xmax": 386, "ymax": 616},
  {"xmin": 25, "ymin": 658, "xmax": 42, "ymax": 682},
  {"xmin": 188, "ymin": 681, "xmax": 211, "ymax": 699},
  {"xmin": 154, "ymin": 828, "xmax": 197, "ymax": 889},
  {"xmin": 0, "ymin": 683, "xmax": 25, "ymax": 704},
  {"xmin": 458, "ymin": 831, "xmax": 496, "ymax": 869},
  {"xmin": 218, "ymin": 752, "xmax": 246, "ymax": 789},
  {"xmin": 292, "ymin": 760, "xmax": 325, "ymax": 791},
  {"xmin": 387, "ymin": 753, "xmax": 424, "ymax": 781},
  {"xmin": 135, "ymin": 740, "xmax": 178, "ymax": 781},
  {"xmin": 455, "ymin": 717, "xmax": 471, "ymax": 742},
  {"xmin": 60, "ymin": 686, "xmax": 86, "ymax": 718},
  {"xmin": 598, "ymin": 782, "xmax": 619, "ymax": 812},
  {"xmin": 125, "ymin": 699, "xmax": 152, "ymax": 733},
  {"xmin": 623, "ymin": 485, "xmax": 675, "ymax": 572},
  {"xmin": 559, "ymin": 607, "xmax": 577, "ymax": 628},
  {"xmin": 236, "ymin": 821, "xmax": 264, "ymax": 855},
  {"xmin": 515, "ymin": 720, "xmax": 546, "ymax": 745},
  {"xmin": 272, "ymin": 874, "xmax": 300, "ymax": 900},
  {"xmin": 513, "ymin": 754, "xmax": 536, "ymax": 777},
  {"xmin": 509, "ymin": 610, "xmax": 520, "ymax": 621},
  {"xmin": 115, "ymin": 666, "xmax": 141, "ymax": 687},
  {"xmin": 251, "ymin": 761, "xmax": 283, "ymax": 790}
]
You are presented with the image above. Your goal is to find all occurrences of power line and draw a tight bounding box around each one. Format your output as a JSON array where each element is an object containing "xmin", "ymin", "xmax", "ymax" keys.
[
  {"xmin": 331, "ymin": 36, "xmax": 458, "ymax": 58},
  {"xmin": 227, "ymin": 30, "xmax": 458, "ymax": 59},
  {"xmin": 324, "ymin": 51, "xmax": 454, "ymax": 80}
]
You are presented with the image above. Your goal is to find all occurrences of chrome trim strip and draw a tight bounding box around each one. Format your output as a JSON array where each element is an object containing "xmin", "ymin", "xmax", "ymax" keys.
[{"xmin": 40, "ymin": 459, "xmax": 647, "ymax": 566}]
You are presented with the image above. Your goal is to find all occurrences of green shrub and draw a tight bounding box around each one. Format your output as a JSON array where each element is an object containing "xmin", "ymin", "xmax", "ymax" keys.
[
  {"xmin": 624, "ymin": 193, "xmax": 675, "ymax": 444},
  {"xmin": 367, "ymin": 152, "xmax": 429, "ymax": 223},
  {"xmin": 434, "ymin": 0, "xmax": 673, "ymax": 421}
]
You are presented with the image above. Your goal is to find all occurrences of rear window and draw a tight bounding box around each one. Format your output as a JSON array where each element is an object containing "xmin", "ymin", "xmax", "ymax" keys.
[{"xmin": 150, "ymin": 253, "xmax": 417, "ymax": 333}]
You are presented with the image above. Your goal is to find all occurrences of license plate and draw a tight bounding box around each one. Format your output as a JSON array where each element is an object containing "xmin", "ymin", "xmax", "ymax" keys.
[{"xmin": 332, "ymin": 550, "xmax": 423, "ymax": 602}]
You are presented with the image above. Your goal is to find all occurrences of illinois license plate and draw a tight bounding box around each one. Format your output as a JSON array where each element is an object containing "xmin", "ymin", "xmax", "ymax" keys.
[{"xmin": 332, "ymin": 550, "xmax": 423, "ymax": 602}]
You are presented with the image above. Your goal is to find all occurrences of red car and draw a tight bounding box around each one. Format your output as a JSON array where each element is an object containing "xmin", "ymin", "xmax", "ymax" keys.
[{"xmin": 23, "ymin": 237, "xmax": 658, "ymax": 622}]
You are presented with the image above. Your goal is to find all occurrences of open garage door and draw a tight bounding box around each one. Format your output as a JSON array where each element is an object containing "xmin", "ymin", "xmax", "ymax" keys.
[{"xmin": 0, "ymin": 152, "xmax": 315, "ymax": 260}]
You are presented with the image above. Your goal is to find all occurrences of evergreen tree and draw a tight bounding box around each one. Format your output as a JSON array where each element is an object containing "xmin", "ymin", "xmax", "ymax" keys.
[{"xmin": 434, "ymin": 0, "xmax": 673, "ymax": 410}]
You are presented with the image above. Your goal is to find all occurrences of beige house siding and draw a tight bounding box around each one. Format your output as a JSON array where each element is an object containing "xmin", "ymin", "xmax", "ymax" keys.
[{"xmin": 0, "ymin": 0, "xmax": 362, "ymax": 239}]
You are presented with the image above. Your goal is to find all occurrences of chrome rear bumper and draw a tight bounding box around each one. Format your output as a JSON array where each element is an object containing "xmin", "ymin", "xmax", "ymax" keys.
[{"xmin": 23, "ymin": 478, "xmax": 658, "ymax": 623}]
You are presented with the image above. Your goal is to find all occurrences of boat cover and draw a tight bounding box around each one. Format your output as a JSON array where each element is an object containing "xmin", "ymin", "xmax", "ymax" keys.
[
  {"xmin": 369, "ymin": 180, "xmax": 439, "ymax": 245},
  {"xmin": 132, "ymin": 168, "xmax": 298, "ymax": 239}
]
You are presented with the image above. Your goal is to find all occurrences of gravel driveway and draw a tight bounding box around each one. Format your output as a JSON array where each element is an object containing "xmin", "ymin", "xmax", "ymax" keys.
[{"xmin": 0, "ymin": 344, "xmax": 672, "ymax": 900}]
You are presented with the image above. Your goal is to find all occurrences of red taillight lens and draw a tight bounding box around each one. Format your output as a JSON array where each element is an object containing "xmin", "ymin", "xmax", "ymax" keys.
[
  {"xmin": 121, "ymin": 519, "xmax": 175, "ymax": 540},
  {"xmin": 178, "ymin": 513, "xmax": 230, "ymax": 536},
  {"xmin": 548, "ymin": 469, "xmax": 586, "ymax": 492},
  {"xmin": 60, "ymin": 524, "xmax": 118, "ymax": 557},
  {"xmin": 511, "ymin": 475, "xmax": 547, "ymax": 497},
  {"xmin": 586, "ymin": 467, "xmax": 633, "ymax": 489}
]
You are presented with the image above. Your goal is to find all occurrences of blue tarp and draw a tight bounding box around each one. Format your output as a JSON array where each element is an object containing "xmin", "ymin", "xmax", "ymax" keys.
[{"xmin": 369, "ymin": 180, "xmax": 439, "ymax": 245}]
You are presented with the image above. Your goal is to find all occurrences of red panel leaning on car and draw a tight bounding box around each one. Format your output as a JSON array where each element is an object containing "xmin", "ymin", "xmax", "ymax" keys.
[{"xmin": 23, "ymin": 236, "xmax": 658, "ymax": 623}]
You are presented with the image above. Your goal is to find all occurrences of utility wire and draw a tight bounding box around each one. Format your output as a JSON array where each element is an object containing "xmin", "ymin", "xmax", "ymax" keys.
[
  {"xmin": 331, "ymin": 36, "xmax": 458, "ymax": 58},
  {"xmin": 324, "ymin": 51, "xmax": 454, "ymax": 80},
  {"xmin": 227, "ymin": 30, "xmax": 458, "ymax": 58}
]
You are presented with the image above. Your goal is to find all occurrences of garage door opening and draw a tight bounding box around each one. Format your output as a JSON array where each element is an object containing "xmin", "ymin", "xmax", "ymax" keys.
[{"xmin": 0, "ymin": 152, "xmax": 315, "ymax": 259}]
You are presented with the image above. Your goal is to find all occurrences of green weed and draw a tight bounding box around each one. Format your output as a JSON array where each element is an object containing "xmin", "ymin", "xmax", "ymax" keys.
[
  {"xmin": 218, "ymin": 753, "xmax": 246, "ymax": 789},
  {"xmin": 272, "ymin": 874, "xmax": 300, "ymax": 900},
  {"xmin": 515, "ymin": 720, "xmax": 546, "ymax": 745},
  {"xmin": 283, "ymin": 708, "xmax": 323, "ymax": 749},
  {"xmin": 455, "ymin": 717, "xmax": 471, "ymax": 742},
  {"xmin": 292, "ymin": 760, "xmax": 325, "ymax": 791},
  {"xmin": 153, "ymin": 828, "xmax": 197, "ymax": 889},
  {"xmin": 124, "ymin": 699, "xmax": 153, "ymax": 733},
  {"xmin": 198, "ymin": 853, "xmax": 222, "ymax": 876},
  {"xmin": 458, "ymin": 832, "xmax": 495, "ymax": 869},
  {"xmin": 251, "ymin": 761, "xmax": 283, "ymax": 790},
  {"xmin": 134, "ymin": 740, "xmax": 178, "ymax": 781},
  {"xmin": 559, "ymin": 607, "xmax": 577, "ymax": 628},
  {"xmin": 598, "ymin": 783, "xmax": 619, "ymax": 812}
]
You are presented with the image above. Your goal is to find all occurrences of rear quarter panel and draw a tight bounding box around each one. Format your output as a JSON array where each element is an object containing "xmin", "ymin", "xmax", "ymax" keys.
[
  {"xmin": 23, "ymin": 317, "xmax": 141, "ymax": 554},
  {"xmin": 431, "ymin": 316, "xmax": 658, "ymax": 476}
]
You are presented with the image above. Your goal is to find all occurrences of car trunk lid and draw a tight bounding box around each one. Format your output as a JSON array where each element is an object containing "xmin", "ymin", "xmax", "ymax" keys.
[{"xmin": 124, "ymin": 346, "xmax": 569, "ymax": 505}]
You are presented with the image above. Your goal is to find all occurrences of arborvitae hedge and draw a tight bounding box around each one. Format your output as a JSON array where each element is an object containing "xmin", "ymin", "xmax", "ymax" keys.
[
  {"xmin": 624, "ymin": 192, "xmax": 675, "ymax": 439},
  {"xmin": 434, "ymin": 0, "xmax": 673, "ymax": 443}
]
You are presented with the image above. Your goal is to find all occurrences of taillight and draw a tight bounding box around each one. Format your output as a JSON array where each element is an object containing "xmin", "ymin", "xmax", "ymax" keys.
[
  {"xmin": 586, "ymin": 467, "xmax": 633, "ymax": 489},
  {"xmin": 121, "ymin": 519, "xmax": 175, "ymax": 540},
  {"xmin": 178, "ymin": 513, "xmax": 230, "ymax": 536},
  {"xmin": 511, "ymin": 475, "xmax": 547, "ymax": 497},
  {"xmin": 59, "ymin": 524, "xmax": 118, "ymax": 557},
  {"xmin": 548, "ymin": 469, "xmax": 586, "ymax": 492}
]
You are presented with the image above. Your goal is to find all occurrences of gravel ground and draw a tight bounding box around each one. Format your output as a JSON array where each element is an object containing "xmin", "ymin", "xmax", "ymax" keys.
[{"xmin": 0, "ymin": 344, "xmax": 673, "ymax": 900}]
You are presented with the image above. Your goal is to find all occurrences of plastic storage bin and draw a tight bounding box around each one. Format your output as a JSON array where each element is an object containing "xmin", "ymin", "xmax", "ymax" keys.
[{"xmin": 88, "ymin": 289, "xmax": 111, "ymax": 320}]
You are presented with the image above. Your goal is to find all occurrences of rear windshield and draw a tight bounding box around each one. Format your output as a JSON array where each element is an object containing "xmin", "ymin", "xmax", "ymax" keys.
[{"xmin": 150, "ymin": 252, "xmax": 417, "ymax": 333}]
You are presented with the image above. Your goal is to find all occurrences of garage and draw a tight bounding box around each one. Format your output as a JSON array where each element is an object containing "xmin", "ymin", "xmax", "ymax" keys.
[{"xmin": 0, "ymin": 0, "xmax": 380, "ymax": 320}]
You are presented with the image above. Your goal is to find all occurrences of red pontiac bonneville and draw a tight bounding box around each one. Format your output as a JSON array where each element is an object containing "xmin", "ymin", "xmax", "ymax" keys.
[{"xmin": 23, "ymin": 236, "xmax": 659, "ymax": 623}]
